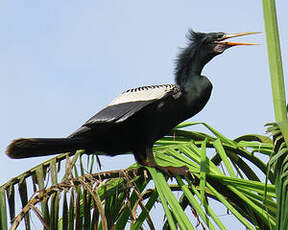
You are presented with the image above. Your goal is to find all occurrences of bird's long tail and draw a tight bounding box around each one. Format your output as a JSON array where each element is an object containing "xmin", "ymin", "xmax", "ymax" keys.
[{"xmin": 6, "ymin": 137, "xmax": 87, "ymax": 159}]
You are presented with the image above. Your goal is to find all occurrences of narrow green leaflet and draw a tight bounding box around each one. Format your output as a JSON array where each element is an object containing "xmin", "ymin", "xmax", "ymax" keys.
[
  {"xmin": 176, "ymin": 177, "xmax": 216, "ymax": 230},
  {"xmin": 200, "ymin": 138, "xmax": 208, "ymax": 205},
  {"xmin": 148, "ymin": 167, "xmax": 194, "ymax": 230},
  {"xmin": 0, "ymin": 189, "xmax": 8, "ymax": 230},
  {"xmin": 213, "ymin": 139, "xmax": 236, "ymax": 178}
]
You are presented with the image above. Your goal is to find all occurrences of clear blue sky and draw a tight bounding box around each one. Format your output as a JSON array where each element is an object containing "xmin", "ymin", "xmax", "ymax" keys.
[{"xmin": 1, "ymin": 1, "xmax": 287, "ymax": 229}]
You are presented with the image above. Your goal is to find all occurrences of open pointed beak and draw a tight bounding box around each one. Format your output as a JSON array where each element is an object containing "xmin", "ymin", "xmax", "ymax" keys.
[{"xmin": 217, "ymin": 32, "xmax": 260, "ymax": 46}]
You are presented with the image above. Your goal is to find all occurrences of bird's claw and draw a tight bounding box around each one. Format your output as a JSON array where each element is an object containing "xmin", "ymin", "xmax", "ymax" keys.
[{"xmin": 157, "ymin": 165, "xmax": 189, "ymax": 176}]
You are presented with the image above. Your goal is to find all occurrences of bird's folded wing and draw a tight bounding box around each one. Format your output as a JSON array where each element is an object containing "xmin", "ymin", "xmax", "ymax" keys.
[{"xmin": 84, "ymin": 84, "xmax": 181, "ymax": 125}]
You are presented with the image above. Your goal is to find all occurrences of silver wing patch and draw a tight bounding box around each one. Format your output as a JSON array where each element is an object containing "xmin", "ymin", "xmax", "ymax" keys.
[
  {"xmin": 69, "ymin": 84, "xmax": 182, "ymax": 134},
  {"xmin": 108, "ymin": 84, "xmax": 180, "ymax": 106}
]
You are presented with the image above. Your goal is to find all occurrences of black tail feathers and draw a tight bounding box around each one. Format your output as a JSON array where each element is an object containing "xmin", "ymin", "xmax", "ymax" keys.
[{"xmin": 6, "ymin": 137, "xmax": 86, "ymax": 159}]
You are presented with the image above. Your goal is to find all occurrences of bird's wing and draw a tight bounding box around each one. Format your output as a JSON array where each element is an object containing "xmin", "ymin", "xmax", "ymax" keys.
[
  {"xmin": 87, "ymin": 84, "xmax": 181, "ymax": 124},
  {"xmin": 69, "ymin": 84, "xmax": 182, "ymax": 138}
]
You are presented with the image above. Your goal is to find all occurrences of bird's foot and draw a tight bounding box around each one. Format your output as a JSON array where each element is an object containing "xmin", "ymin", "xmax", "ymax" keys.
[
  {"xmin": 142, "ymin": 161, "xmax": 189, "ymax": 176},
  {"xmin": 156, "ymin": 165, "xmax": 189, "ymax": 176}
]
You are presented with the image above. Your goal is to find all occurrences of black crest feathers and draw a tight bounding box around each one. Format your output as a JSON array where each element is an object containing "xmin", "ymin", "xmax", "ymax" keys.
[
  {"xmin": 175, "ymin": 29, "xmax": 203, "ymax": 76},
  {"xmin": 186, "ymin": 30, "xmax": 206, "ymax": 44}
]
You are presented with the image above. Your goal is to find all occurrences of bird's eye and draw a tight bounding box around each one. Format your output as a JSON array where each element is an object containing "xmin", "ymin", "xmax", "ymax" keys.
[{"xmin": 217, "ymin": 33, "xmax": 225, "ymax": 39}]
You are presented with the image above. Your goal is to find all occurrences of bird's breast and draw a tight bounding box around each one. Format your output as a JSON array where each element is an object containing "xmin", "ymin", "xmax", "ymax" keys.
[{"xmin": 181, "ymin": 76, "xmax": 213, "ymax": 117}]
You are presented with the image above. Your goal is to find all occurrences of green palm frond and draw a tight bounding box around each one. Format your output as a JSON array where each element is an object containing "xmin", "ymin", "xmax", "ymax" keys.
[
  {"xmin": 266, "ymin": 122, "xmax": 288, "ymax": 230},
  {"xmin": 0, "ymin": 123, "xmax": 276, "ymax": 230},
  {"xmin": 263, "ymin": 0, "xmax": 288, "ymax": 229}
]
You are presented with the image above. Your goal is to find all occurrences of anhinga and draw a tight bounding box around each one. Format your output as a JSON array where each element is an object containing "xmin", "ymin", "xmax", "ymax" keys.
[{"xmin": 6, "ymin": 30, "xmax": 257, "ymax": 175}]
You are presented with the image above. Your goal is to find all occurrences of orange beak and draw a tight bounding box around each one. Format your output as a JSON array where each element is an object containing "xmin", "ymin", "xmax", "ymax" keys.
[{"xmin": 217, "ymin": 32, "xmax": 260, "ymax": 46}]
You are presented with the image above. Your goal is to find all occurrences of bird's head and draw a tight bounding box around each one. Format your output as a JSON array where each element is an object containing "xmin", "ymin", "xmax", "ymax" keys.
[
  {"xmin": 175, "ymin": 30, "xmax": 258, "ymax": 80},
  {"xmin": 192, "ymin": 30, "xmax": 258, "ymax": 55}
]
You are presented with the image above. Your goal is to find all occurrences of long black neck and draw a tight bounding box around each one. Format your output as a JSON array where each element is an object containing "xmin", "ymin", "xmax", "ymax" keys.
[{"xmin": 175, "ymin": 45, "xmax": 215, "ymax": 89}]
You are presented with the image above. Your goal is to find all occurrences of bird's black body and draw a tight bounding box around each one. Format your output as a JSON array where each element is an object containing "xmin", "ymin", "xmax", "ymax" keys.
[
  {"xmin": 68, "ymin": 81, "xmax": 211, "ymax": 157},
  {"xmin": 6, "ymin": 30, "xmax": 256, "ymax": 175}
]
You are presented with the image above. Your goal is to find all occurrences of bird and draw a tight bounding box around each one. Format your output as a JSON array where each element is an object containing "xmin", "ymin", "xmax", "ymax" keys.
[{"xmin": 6, "ymin": 30, "xmax": 258, "ymax": 175}]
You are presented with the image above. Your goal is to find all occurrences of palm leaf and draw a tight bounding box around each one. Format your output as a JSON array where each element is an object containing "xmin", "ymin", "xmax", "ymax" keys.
[
  {"xmin": 0, "ymin": 123, "xmax": 277, "ymax": 229},
  {"xmin": 266, "ymin": 122, "xmax": 288, "ymax": 230}
]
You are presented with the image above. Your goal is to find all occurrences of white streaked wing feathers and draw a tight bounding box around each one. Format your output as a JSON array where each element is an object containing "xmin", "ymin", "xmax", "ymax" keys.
[
  {"xmin": 72, "ymin": 84, "xmax": 182, "ymax": 132},
  {"xmin": 108, "ymin": 84, "xmax": 179, "ymax": 106}
]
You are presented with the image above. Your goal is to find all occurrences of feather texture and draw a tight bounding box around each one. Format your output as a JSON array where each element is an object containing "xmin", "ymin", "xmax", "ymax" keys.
[
  {"xmin": 108, "ymin": 84, "xmax": 179, "ymax": 106},
  {"xmin": 69, "ymin": 84, "xmax": 182, "ymax": 138},
  {"xmin": 87, "ymin": 84, "xmax": 181, "ymax": 123}
]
